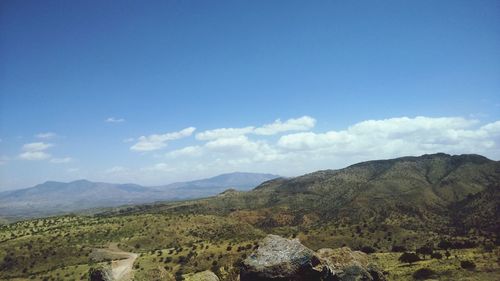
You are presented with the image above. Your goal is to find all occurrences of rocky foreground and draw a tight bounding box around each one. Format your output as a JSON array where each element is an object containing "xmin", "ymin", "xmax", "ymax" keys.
[
  {"xmin": 90, "ymin": 234, "xmax": 385, "ymax": 281},
  {"xmin": 240, "ymin": 234, "xmax": 385, "ymax": 281}
]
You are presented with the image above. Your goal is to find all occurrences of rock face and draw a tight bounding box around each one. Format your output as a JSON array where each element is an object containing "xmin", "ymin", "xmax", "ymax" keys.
[
  {"xmin": 88, "ymin": 265, "xmax": 114, "ymax": 281},
  {"xmin": 240, "ymin": 234, "xmax": 386, "ymax": 281},
  {"xmin": 183, "ymin": 270, "xmax": 220, "ymax": 281},
  {"xmin": 317, "ymin": 248, "xmax": 385, "ymax": 281},
  {"xmin": 240, "ymin": 235, "xmax": 328, "ymax": 280}
]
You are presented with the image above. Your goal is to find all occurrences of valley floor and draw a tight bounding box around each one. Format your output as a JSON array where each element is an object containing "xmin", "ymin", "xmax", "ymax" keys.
[
  {"xmin": 0, "ymin": 213, "xmax": 498, "ymax": 281},
  {"xmin": 371, "ymin": 249, "xmax": 500, "ymax": 281},
  {"xmin": 1, "ymin": 247, "xmax": 498, "ymax": 281}
]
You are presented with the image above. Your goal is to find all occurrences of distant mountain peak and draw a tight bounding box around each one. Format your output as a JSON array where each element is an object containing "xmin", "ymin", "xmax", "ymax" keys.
[
  {"xmin": 0, "ymin": 172, "xmax": 281, "ymax": 220},
  {"xmin": 349, "ymin": 153, "xmax": 492, "ymax": 168},
  {"xmin": 69, "ymin": 179, "xmax": 93, "ymax": 185}
]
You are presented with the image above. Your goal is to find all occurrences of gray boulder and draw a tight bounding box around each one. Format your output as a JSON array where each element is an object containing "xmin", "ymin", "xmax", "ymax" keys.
[
  {"xmin": 240, "ymin": 234, "xmax": 385, "ymax": 281},
  {"xmin": 183, "ymin": 270, "xmax": 220, "ymax": 281},
  {"xmin": 240, "ymin": 234, "xmax": 331, "ymax": 281},
  {"xmin": 88, "ymin": 265, "xmax": 114, "ymax": 281},
  {"xmin": 317, "ymin": 247, "xmax": 382, "ymax": 281}
]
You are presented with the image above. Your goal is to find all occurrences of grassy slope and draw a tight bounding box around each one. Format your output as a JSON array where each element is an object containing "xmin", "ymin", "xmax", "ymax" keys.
[
  {"xmin": 1, "ymin": 213, "xmax": 498, "ymax": 281},
  {"xmin": 1, "ymin": 153, "xmax": 499, "ymax": 280}
]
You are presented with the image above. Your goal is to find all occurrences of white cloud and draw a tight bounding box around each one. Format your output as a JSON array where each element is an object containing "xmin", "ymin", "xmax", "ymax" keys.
[
  {"xmin": 481, "ymin": 120, "xmax": 500, "ymax": 135},
  {"xmin": 162, "ymin": 116, "xmax": 500, "ymax": 179},
  {"xmin": 130, "ymin": 127, "xmax": 196, "ymax": 152},
  {"xmin": 169, "ymin": 135, "xmax": 282, "ymax": 165},
  {"xmin": 254, "ymin": 116, "xmax": 316, "ymax": 135},
  {"xmin": 167, "ymin": 145, "xmax": 203, "ymax": 157},
  {"xmin": 277, "ymin": 117, "xmax": 500, "ymax": 159},
  {"xmin": 18, "ymin": 141, "xmax": 72, "ymax": 163},
  {"xmin": 141, "ymin": 162, "xmax": 173, "ymax": 172},
  {"xmin": 22, "ymin": 142, "xmax": 53, "ymax": 151},
  {"xmin": 105, "ymin": 166, "xmax": 128, "ymax": 174},
  {"xmin": 195, "ymin": 116, "xmax": 316, "ymax": 140},
  {"xmin": 19, "ymin": 142, "xmax": 53, "ymax": 160},
  {"xmin": 105, "ymin": 117, "xmax": 125, "ymax": 123},
  {"xmin": 196, "ymin": 127, "xmax": 255, "ymax": 141},
  {"xmin": 19, "ymin": 151, "xmax": 51, "ymax": 160},
  {"xmin": 36, "ymin": 132, "xmax": 56, "ymax": 139},
  {"xmin": 123, "ymin": 137, "xmax": 135, "ymax": 143},
  {"xmin": 17, "ymin": 115, "xmax": 495, "ymax": 186},
  {"xmin": 50, "ymin": 157, "xmax": 72, "ymax": 164}
]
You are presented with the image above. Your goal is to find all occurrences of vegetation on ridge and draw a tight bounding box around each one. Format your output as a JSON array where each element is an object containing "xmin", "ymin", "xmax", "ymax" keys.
[{"xmin": 0, "ymin": 153, "xmax": 498, "ymax": 280}]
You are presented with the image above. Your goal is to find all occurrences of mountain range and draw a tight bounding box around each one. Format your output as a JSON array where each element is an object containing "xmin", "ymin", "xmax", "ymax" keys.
[
  {"xmin": 1, "ymin": 153, "xmax": 499, "ymax": 280},
  {"xmin": 125, "ymin": 153, "xmax": 499, "ymax": 237},
  {"xmin": 0, "ymin": 172, "xmax": 280, "ymax": 221}
]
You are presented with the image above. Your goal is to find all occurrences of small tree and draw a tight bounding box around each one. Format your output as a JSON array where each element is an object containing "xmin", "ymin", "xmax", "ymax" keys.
[
  {"xmin": 437, "ymin": 240, "xmax": 451, "ymax": 250},
  {"xmin": 416, "ymin": 246, "xmax": 433, "ymax": 259},
  {"xmin": 399, "ymin": 252, "xmax": 420, "ymax": 265},
  {"xmin": 412, "ymin": 268, "xmax": 435, "ymax": 280},
  {"xmin": 391, "ymin": 245, "xmax": 407, "ymax": 252},
  {"xmin": 444, "ymin": 251, "xmax": 451, "ymax": 259},
  {"xmin": 360, "ymin": 246, "xmax": 376, "ymax": 254},
  {"xmin": 430, "ymin": 252, "xmax": 443, "ymax": 259},
  {"xmin": 460, "ymin": 260, "xmax": 476, "ymax": 270}
]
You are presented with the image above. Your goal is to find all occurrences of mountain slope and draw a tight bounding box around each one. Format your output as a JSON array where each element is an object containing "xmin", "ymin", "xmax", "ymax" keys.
[
  {"xmin": 143, "ymin": 153, "xmax": 499, "ymax": 235},
  {"xmin": 154, "ymin": 172, "xmax": 281, "ymax": 198},
  {"xmin": 0, "ymin": 172, "xmax": 280, "ymax": 221}
]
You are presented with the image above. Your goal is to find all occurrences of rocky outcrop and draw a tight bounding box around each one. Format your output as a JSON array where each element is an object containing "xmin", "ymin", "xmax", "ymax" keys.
[
  {"xmin": 240, "ymin": 234, "xmax": 328, "ymax": 280},
  {"xmin": 183, "ymin": 270, "xmax": 220, "ymax": 281},
  {"xmin": 317, "ymin": 247, "xmax": 385, "ymax": 281},
  {"xmin": 240, "ymin": 234, "xmax": 385, "ymax": 281},
  {"xmin": 89, "ymin": 265, "xmax": 114, "ymax": 281}
]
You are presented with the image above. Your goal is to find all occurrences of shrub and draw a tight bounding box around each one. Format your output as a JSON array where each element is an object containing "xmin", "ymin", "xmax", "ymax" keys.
[
  {"xmin": 460, "ymin": 260, "xmax": 476, "ymax": 270},
  {"xmin": 412, "ymin": 268, "xmax": 435, "ymax": 279},
  {"xmin": 360, "ymin": 246, "xmax": 376, "ymax": 254},
  {"xmin": 391, "ymin": 245, "xmax": 407, "ymax": 252},
  {"xmin": 444, "ymin": 251, "xmax": 451, "ymax": 259},
  {"xmin": 178, "ymin": 256, "xmax": 187, "ymax": 265},
  {"xmin": 175, "ymin": 270, "xmax": 184, "ymax": 281},
  {"xmin": 430, "ymin": 252, "xmax": 442, "ymax": 259},
  {"xmin": 437, "ymin": 240, "xmax": 451, "ymax": 250},
  {"xmin": 416, "ymin": 246, "xmax": 433, "ymax": 258},
  {"xmin": 399, "ymin": 252, "xmax": 420, "ymax": 265}
]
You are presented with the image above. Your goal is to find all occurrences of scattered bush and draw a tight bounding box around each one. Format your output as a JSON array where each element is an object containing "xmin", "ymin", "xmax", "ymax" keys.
[
  {"xmin": 391, "ymin": 245, "xmax": 407, "ymax": 252},
  {"xmin": 444, "ymin": 251, "xmax": 451, "ymax": 259},
  {"xmin": 360, "ymin": 246, "xmax": 376, "ymax": 254},
  {"xmin": 437, "ymin": 240, "xmax": 451, "ymax": 250},
  {"xmin": 412, "ymin": 268, "xmax": 435, "ymax": 280},
  {"xmin": 399, "ymin": 252, "xmax": 420, "ymax": 265},
  {"xmin": 416, "ymin": 246, "xmax": 433, "ymax": 258},
  {"xmin": 430, "ymin": 252, "xmax": 442, "ymax": 259},
  {"xmin": 460, "ymin": 260, "xmax": 476, "ymax": 270}
]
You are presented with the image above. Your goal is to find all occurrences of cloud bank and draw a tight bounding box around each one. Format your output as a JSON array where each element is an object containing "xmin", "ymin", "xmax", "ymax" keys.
[
  {"xmin": 130, "ymin": 127, "xmax": 196, "ymax": 152},
  {"xmin": 196, "ymin": 116, "xmax": 316, "ymax": 140},
  {"xmin": 19, "ymin": 142, "xmax": 53, "ymax": 160},
  {"xmin": 18, "ymin": 138, "xmax": 72, "ymax": 163},
  {"xmin": 160, "ymin": 116, "xmax": 500, "ymax": 179},
  {"xmin": 105, "ymin": 117, "xmax": 125, "ymax": 123},
  {"xmin": 35, "ymin": 132, "xmax": 56, "ymax": 139}
]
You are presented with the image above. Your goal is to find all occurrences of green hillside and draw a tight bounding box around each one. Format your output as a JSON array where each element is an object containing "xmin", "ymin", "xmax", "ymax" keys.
[
  {"xmin": 124, "ymin": 153, "xmax": 499, "ymax": 237},
  {"xmin": 1, "ymin": 153, "xmax": 499, "ymax": 281}
]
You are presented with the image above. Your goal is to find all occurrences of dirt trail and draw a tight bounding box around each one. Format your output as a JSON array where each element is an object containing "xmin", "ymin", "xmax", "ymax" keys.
[{"xmin": 98, "ymin": 244, "xmax": 138, "ymax": 281}]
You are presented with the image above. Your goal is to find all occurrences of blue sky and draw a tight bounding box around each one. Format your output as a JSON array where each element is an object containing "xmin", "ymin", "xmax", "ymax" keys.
[{"xmin": 1, "ymin": 0, "xmax": 499, "ymax": 190}]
